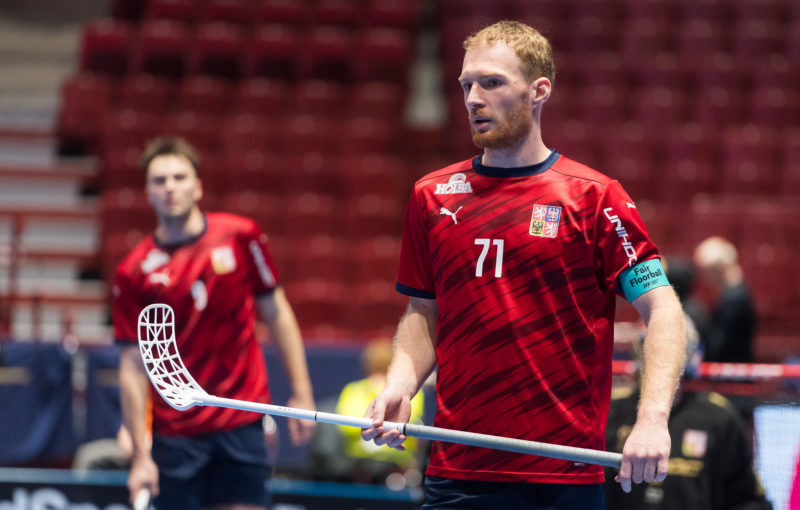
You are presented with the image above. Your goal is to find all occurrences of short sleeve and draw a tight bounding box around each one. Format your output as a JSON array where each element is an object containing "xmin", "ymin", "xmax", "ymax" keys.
[
  {"xmin": 112, "ymin": 266, "xmax": 143, "ymax": 344},
  {"xmin": 240, "ymin": 220, "xmax": 280, "ymax": 295},
  {"xmin": 594, "ymin": 181, "xmax": 661, "ymax": 296},
  {"xmin": 396, "ymin": 189, "xmax": 436, "ymax": 298}
]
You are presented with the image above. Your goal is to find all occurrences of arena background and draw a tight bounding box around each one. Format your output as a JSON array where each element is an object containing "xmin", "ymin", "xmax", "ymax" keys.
[{"xmin": 0, "ymin": 0, "xmax": 798, "ymax": 509}]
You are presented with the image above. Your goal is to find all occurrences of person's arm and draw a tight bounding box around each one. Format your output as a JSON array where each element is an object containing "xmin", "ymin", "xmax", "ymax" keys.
[
  {"xmin": 257, "ymin": 287, "xmax": 316, "ymax": 445},
  {"xmin": 361, "ymin": 296, "xmax": 438, "ymax": 450},
  {"xmin": 119, "ymin": 345, "xmax": 158, "ymax": 504},
  {"xmin": 616, "ymin": 285, "xmax": 687, "ymax": 493}
]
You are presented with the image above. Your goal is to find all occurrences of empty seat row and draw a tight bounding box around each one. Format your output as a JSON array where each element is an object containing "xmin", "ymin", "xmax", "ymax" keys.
[{"xmin": 81, "ymin": 19, "xmax": 415, "ymax": 82}]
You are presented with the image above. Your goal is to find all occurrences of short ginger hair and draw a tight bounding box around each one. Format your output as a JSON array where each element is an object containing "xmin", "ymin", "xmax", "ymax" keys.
[{"xmin": 463, "ymin": 20, "xmax": 556, "ymax": 84}]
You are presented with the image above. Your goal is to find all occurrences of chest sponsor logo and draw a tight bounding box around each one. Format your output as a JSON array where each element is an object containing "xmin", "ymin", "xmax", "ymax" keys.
[
  {"xmin": 211, "ymin": 245, "xmax": 237, "ymax": 275},
  {"xmin": 140, "ymin": 249, "xmax": 169, "ymax": 274},
  {"xmin": 529, "ymin": 204, "xmax": 561, "ymax": 238},
  {"xmin": 681, "ymin": 429, "xmax": 708, "ymax": 458},
  {"xmin": 435, "ymin": 173, "xmax": 473, "ymax": 194}
]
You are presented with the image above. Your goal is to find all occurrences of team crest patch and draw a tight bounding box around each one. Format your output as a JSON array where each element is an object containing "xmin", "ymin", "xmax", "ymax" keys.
[
  {"xmin": 435, "ymin": 173, "xmax": 473, "ymax": 194},
  {"xmin": 529, "ymin": 204, "xmax": 561, "ymax": 238},
  {"xmin": 681, "ymin": 429, "xmax": 708, "ymax": 458},
  {"xmin": 211, "ymin": 246, "xmax": 237, "ymax": 274}
]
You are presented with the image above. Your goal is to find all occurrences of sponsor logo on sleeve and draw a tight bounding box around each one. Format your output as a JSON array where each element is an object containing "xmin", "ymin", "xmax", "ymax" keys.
[
  {"xmin": 603, "ymin": 207, "xmax": 638, "ymax": 266},
  {"xmin": 435, "ymin": 173, "xmax": 473, "ymax": 195},
  {"xmin": 529, "ymin": 204, "xmax": 561, "ymax": 238},
  {"xmin": 140, "ymin": 249, "xmax": 169, "ymax": 274},
  {"xmin": 211, "ymin": 245, "xmax": 237, "ymax": 275}
]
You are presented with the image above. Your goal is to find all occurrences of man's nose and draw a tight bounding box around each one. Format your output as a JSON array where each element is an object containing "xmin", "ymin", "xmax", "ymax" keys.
[{"xmin": 466, "ymin": 85, "xmax": 484, "ymax": 109}]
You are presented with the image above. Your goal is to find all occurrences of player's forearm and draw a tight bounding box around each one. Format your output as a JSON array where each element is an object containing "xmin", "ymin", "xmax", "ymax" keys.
[
  {"xmin": 119, "ymin": 348, "xmax": 152, "ymax": 458},
  {"xmin": 637, "ymin": 296, "xmax": 687, "ymax": 423},
  {"xmin": 384, "ymin": 298, "xmax": 437, "ymax": 399}
]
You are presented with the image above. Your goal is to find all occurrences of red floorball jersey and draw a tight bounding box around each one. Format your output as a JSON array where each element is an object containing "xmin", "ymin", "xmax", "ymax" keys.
[
  {"xmin": 114, "ymin": 212, "xmax": 280, "ymax": 437},
  {"xmin": 397, "ymin": 151, "xmax": 661, "ymax": 484}
]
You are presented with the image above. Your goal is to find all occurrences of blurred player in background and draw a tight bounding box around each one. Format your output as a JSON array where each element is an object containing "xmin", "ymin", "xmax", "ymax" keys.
[
  {"xmin": 605, "ymin": 328, "xmax": 772, "ymax": 510},
  {"xmin": 693, "ymin": 236, "xmax": 757, "ymax": 363},
  {"xmin": 115, "ymin": 137, "xmax": 315, "ymax": 510},
  {"xmin": 362, "ymin": 20, "xmax": 687, "ymax": 509}
]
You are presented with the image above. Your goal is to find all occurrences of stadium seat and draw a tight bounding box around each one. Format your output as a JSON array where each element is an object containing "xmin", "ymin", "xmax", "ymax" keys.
[
  {"xmin": 281, "ymin": 114, "xmax": 338, "ymax": 154},
  {"xmin": 350, "ymin": 81, "xmax": 405, "ymax": 118},
  {"xmin": 253, "ymin": 0, "xmax": 308, "ymax": 26},
  {"xmin": 293, "ymin": 79, "xmax": 345, "ymax": 118},
  {"xmin": 201, "ymin": 0, "xmax": 255, "ymax": 25},
  {"xmin": 353, "ymin": 28, "xmax": 415, "ymax": 83},
  {"xmin": 566, "ymin": 15, "xmax": 620, "ymax": 54},
  {"xmin": 280, "ymin": 234, "xmax": 349, "ymax": 283},
  {"xmin": 232, "ymin": 78, "xmax": 291, "ymax": 117},
  {"xmin": 364, "ymin": 0, "xmax": 420, "ymax": 29},
  {"xmin": 350, "ymin": 279, "xmax": 406, "ymax": 338},
  {"xmin": 161, "ymin": 111, "xmax": 220, "ymax": 154},
  {"xmin": 118, "ymin": 74, "xmax": 173, "ymax": 113},
  {"xmin": 302, "ymin": 26, "xmax": 354, "ymax": 82},
  {"xmin": 100, "ymin": 109, "xmax": 162, "ymax": 153},
  {"xmin": 624, "ymin": 0, "xmax": 676, "ymax": 21},
  {"xmin": 283, "ymin": 152, "xmax": 345, "ymax": 196},
  {"xmin": 57, "ymin": 73, "xmax": 115, "ymax": 155},
  {"xmin": 131, "ymin": 20, "xmax": 191, "ymax": 78},
  {"xmin": 597, "ymin": 121, "xmax": 657, "ymax": 201},
  {"xmin": 779, "ymin": 128, "xmax": 800, "ymax": 196},
  {"xmin": 691, "ymin": 86, "xmax": 745, "ymax": 130},
  {"xmin": 351, "ymin": 236, "xmax": 401, "ymax": 284},
  {"xmin": 100, "ymin": 146, "xmax": 142, "ymax": 190},
  {"xmin": 732, "ymin": 0, "xmax": 788, "ymax": 24},
  {"xmin": 748, "ymin": 86, "xmax": 800, "ymax": 130},
  {"xmin": 79, "ymin": 19, "xmax": 133, "ymax": 76},
  {"xmin": 220, "ymin": 190, "xmax": 287, "ymax": 235},
  {"xmin": 188, "ymin": 22, "xmax": 246, "ymax": 80},
  {"xmin": 574, "ymin": 52, "xmax": 630, "ymax": 91},
  {"xmin": 344, "ymin": 194, "xmax": 403, "ymax": 239},
  {"xmin": 340, "ymin": 153, "xmax": 407, "ymax": 200},
  {"xmin": 720, "ymin": 125, "xmax": 780, "ymax": 195},
  {"xmin": 675, "ymin": 19, "xmax": 728, "ymax": 57},
  {"xmin": 631, "ymin": 86, "xmax": 688, "ymax": 128},
  {"xmin": 284, "ymin": 279, "xmax": 352, "ymax": 340},
  {"xmin": 220, "ymin": 114, "xmax": 283, "ymax": 155},
  {"xmin": 285, "ymin": 192, "xmax": 344, "ymax": 236},
  {"xmin": 175, "ymin": 75, "xmax": 231, "ymax": 116},
  {"xmin": 620, "ymin": 17, "xmax": 674, "ymax": 59},
  {"xmin": 545, "ymin": 119, "xmax": 600, "ymax": 169},
  {"xmin": 313, "ymin": 0, "xmax": 359, "ymax": 27},
  {"xmin": 145, "ymin": 0, "xmax": 198, "ymax": 23},
  {"xmin": 678, "ymin": 0, "xmax": 732, "ymax": 25},
  {"xmin": 340, "ymin": 116, "xmax": 396, "ymax": 154},
  {"xmin": 632, "ymin": 52, "xmax": 687, "ymax": 90},
  {"xmin": 244, "ymin": 24, "xmax": 301, "ymax": 81},
  {"xmin": 660, "ymin": 122, "xmax": 720, "ymax": 198},
  {"xmin": 732, "ymin": 20, "xmax": 786, "ymax": 58},
  {"xmin": 577, "ymin": 84, "xmax": 629, "ymax": 126},
  {"xmin": 110, "ymin": 0, "xmax": 147, "ymax": 22}
]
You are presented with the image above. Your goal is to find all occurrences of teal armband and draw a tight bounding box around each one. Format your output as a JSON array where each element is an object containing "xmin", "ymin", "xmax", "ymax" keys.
[{"xmin": 618, "ymin": 259, "xmax": 670, "ymax": 303}]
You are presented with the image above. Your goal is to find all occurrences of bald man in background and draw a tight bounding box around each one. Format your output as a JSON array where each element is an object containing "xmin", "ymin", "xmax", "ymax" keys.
[{"xmin": 693, "ymin": 236, "xmax": 757, "ymax": 363}]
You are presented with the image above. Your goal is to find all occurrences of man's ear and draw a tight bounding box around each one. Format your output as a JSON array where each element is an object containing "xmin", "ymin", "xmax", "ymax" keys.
[{"xmin": 530, "ymin": 77, "xmax": 552, "ymax": 106}]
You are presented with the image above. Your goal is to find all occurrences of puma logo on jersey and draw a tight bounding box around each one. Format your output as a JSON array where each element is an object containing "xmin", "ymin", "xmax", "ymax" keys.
[{"xmin": 439, "ymin": 206, "xmax": 462, "ymax": 224}]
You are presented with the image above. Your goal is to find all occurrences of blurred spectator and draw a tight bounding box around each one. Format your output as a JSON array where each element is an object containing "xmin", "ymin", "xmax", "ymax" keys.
[
  {"xmin": 693, "ymin": 236, "xmax": 757, "ymax": 362},
  {"xmin": 73, "ymin": 425, "xmax": 137, "ymax": 471},
  {"xmin": 605, "ymin": 328, "xmax": 772, "ymax": 510},
  {"xmin": 311, "ymin": 338, "xmax": 425, "ymax": 486}
]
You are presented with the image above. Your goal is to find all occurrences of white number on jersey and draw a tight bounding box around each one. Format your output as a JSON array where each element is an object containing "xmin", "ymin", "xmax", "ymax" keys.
[{"xmin": 474, "ymin": 238, "xmax": 504, "ymax": 277}]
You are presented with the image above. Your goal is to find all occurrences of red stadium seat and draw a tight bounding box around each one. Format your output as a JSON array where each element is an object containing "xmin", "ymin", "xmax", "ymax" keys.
[
  {"xmin": 284, "ymin": 279, "xmax": 352, "ymax": 340},
  {"xmin": 302, "ymin": 26, "xmax": 354, "ymax": 82},
  {"xmin": 313, "ymin": 0, "xmax": 358, "ymax": 27},
  {"xmin": 280, "ymin": 234, "xmax": 349, "ymax": 282},
  {"xmin": 780, "ymin": 128, "xmax": 800, "ymax": 196},
  {"xmin": 350, "ymin": 81, "xmax": 405, "ymax": 118},
  {"xmin": 253, "ymin": 0, "xmax": 308, "ymax": 26},
  {"xmin": 675, "ymin": 19, "xmax": 728, "ymax": 57},
  {"xmin": 624, "ymin": 0, "xmax": 677, "ymax": 21},
  {"xmin": 131, "ymin": 20, "xmax": 191, "ymax": 78},
  {"xmin": 220, "ymin": 190, "xmax": 287, "ymax": 236},
  {"xmin": 161, "ymin": 111, "xmax": 220, "ymax": 153},
  {"xmin": 350, "ymin": 279, "xmax": 406, "ymax": 338},
  {"xmin": 660, "ymin": 122, "xmax": 720, "ymax": 199},
  {"xmin": 100, "ymin": 109, "xmax": 162, "ymax": 153},
  {"xmin": 79, "ymin": 19, "xmax": 133, "ymax": 76},
  {"xmin": 118, "ymin": 74, "xmax": 173, "ymax": 113},
  {"xmin": 351, "ymin": 236, "xmax": 401, "ymax": 283},
  {"xmin": 232, "ymin": 78, "xmax": 291, "ymax": 117},
  {"xmin": 574, "ymin": 53, "xmax": 630, "ymax": 91},
  {"xmin": 110, "ymin": 0, "xmax": 147, "ymax": 22},
  {"xmin": 188, "ymin": 23, "xmax": 246, "ymax": 80},
  {"xmin": 220, "ymin": 114, "xmax": 283, "ymax": 155},
  {"xmin": 732, "ymin": 0, "xmax": 788, "ymax": 24},
  {"xmin": 344, "ymin": 194, "xmax": 403, "ymax": 238},
  {"xmin": 620, "ymin": 17, "xmax": 674, "ymax": 59},
  {"xmin": 566, "ymin": 15, "xmax": 620, "ymax": 55},
  {"xmin": 220, "ymin": 148, "xmax": 287, "ymax": 193},
  {"xmin": 632, "ymin": 52, "xmax": 688, "ymax": 90},
  {"xmin": 691, "ymin": 86, "xmax": 746, "ymax": 130},
  {"xmin": 201, "ymin": 0, "xmax": 254, "ymax": 25},
  {"xmin": 100, "ymin": 146, "xmax": 142, "ymax": 190},
  {"xmin": 353, "ymin": 28, "xmax": 415, "ymax": 83},
  {"xmin": 364, "ymin": 0, "xmax": 420, "ymax": 29},
  {"xmin": 57, "ymin": 73, "xmax": 115, "ymax": 155},
  {"xmin": 732, "ymin": 20, "xmax": 786, "ymax": 58},
  {"xmin": 340, "ymin": 153, "xmax": 407, "ymax": 200},
  {"xmin": 747, "ymin": 86, "xmax": 800, "ymax": 130},
  {"xmin": 597, "ymin": 121, "xmax": 657, "ymax": 201},
  {"xmin": 145, "ymin": 0, "xmax": 198, "ymax": 23},
  {"xmin": 678, "ymin": 0, "xmax": 732, "ymax": 24},
  {"xmin": 285, "ymin": 192, "xmax": 344, "ymax": 236},
  {"xmin": 283, "ymin": 152, "xmax": 344, "ymax": 196},
  {"xmin": 293, "ymin": 79, "xmax": 345, "ymax": 118},
  {"xmin": 243, "ymin": 24, "xmax": 301, "ymax": 81},
  {"xmin": 175, "ymin": 75, "xmax": 231, "ymax": 116},
  {"xmin": 281, "ymin": 114, "xmax": 338, "ymax": 153},
  {"xmin": 720, "ymin": 125, "xmax": 780, "ymax": 195},
  {"xmin": 577, "ymin": 84, "xmax": 629, "ymax": 126},
  {"xmin": 340, "ymin": 116, "xmax": 396, "ymax": 154},
  {"xmin": 631, "ymin": 86, "xmax": 689, "ymax": 128}
]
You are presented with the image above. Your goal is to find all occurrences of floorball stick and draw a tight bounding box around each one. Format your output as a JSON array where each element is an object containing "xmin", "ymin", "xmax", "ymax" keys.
[
  {"xmin": 133, "ymin": 488, "xmax": 150, "ymax": 510},
  {"xmin": 138, "ymin": 303, "xmax": 623, "ymax": 469}
]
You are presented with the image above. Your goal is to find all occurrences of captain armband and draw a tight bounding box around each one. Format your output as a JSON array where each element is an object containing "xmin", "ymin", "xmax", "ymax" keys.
[{"xmin": 618, "ymin": 259, "xmax": 670, "ymax": 303}]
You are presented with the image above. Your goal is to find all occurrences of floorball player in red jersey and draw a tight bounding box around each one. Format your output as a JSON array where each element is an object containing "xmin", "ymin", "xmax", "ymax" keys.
[
  {"xmin": 116, "ymin": 137, "xmax": 315, "ymax": 510},
  {"xmin": 362, "ymin": 21, "xmax": 687, "ymax": 510}
]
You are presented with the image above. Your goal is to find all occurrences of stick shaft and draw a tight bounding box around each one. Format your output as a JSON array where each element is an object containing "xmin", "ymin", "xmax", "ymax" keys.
[{"xmin": 195, "ymin": 394, "xmax": 622, "ymax": 468}]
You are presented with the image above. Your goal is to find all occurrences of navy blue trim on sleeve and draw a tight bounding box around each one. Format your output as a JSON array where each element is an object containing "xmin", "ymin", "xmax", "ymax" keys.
[{"xmin": 396, "ymin": 282, "xmax": 435, "ymax": 299}]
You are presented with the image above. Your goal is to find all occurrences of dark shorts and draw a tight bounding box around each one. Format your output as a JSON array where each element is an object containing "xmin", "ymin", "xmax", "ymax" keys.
[
  {"xmin": 422, "ymin": 475, "xmax": 606, "ymax": 510},
  {"xmin": 151, "ymin": 419, "xmax": 271, "ymax": 510}
]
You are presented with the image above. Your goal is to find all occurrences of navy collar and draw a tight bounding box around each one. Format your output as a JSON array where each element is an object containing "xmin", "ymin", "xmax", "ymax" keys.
[{"xmin": 472, "ymin": 150, "xmax": 560, "ymax": 178}]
